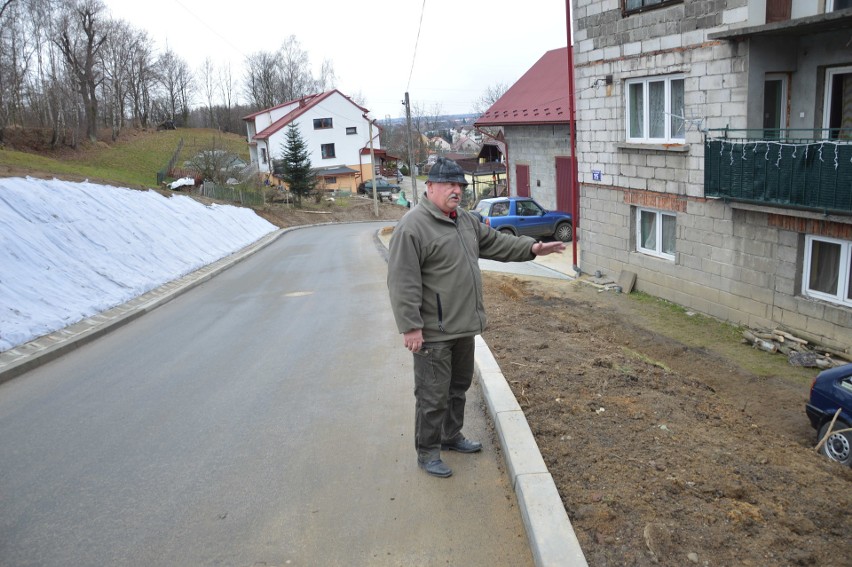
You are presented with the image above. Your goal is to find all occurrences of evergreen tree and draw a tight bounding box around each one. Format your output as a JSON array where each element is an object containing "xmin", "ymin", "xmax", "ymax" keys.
[{"xmin": 278, "ymin": 123, "xmax": 316, "ymax": 207}]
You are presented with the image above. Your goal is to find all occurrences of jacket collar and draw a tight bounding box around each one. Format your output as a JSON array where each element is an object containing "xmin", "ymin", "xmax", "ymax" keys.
[{"xmin": 420, "ymin": 195, "xmax": 459, "ymax": 223}]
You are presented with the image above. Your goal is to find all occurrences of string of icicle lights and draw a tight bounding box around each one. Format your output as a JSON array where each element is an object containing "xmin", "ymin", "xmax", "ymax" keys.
[{"xmin": 706, "ymin": 138, "xmax": 852, "ymax": 170}]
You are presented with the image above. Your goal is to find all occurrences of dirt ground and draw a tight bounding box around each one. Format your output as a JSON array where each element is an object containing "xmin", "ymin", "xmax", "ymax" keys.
[{"xmin": 481, "ymin": 274, "xmax": 852, "ymax": 567}]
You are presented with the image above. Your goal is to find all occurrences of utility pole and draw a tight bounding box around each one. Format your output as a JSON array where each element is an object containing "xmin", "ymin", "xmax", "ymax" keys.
[
  {"xmin": 368, "ymin": 119, "xmax": 378, "ymax": 217},
  {"xmin": 403, "ymin": 92, "xmax": 418, "ymax": 205}
]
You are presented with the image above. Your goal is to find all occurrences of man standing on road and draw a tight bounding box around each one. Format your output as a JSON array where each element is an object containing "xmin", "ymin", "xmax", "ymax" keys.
[{"xmin": 387, "ymin": 157, "xmax": 566, "ymax": 478}]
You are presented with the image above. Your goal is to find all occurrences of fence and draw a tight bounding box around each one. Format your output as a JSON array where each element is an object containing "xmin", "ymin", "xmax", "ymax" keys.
[
  {"xmin": 156, "ymin": 138, "xmax": 184, "ymax": 185},
  {"xmin": 200, "ymin": 182, "xmax": 266, "ymax": 207}
]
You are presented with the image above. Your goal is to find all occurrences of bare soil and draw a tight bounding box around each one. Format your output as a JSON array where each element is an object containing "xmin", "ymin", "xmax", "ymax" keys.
[{"xmin": 481, "ymin": 274, "xmax": 852, "ymax": 567}]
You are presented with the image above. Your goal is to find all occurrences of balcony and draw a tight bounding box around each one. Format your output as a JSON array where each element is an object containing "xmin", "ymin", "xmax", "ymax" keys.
[{"xmin": 705, "ymin": 129, "xmax": 852, "ymax": 215}]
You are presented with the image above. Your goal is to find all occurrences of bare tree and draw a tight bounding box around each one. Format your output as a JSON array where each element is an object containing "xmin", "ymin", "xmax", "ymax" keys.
[
  {"xmin": 0, "ymin": 0, "xmax": 37, "ymax": 138},
  {"xmin": 156, "ymin": 48, "xmax": 193, "ymax": 126},
  {"xmin": 217, "ymin": 61, "xmax": 237, "ymax": 132},
  {"xmin": 278, "ymin": 35, "xmax": 313, "ymax": 101},
  {"xmin": 0, "ymin": 0, "xmax": 16, "ymax": 18},
  {"xmin": 125, "ymin": 28, "xmax": 154, "ymax": 128},
  {"xmin": 243, "ymin": 50, "xmax": 278, "ymax": 109},
  {"xmin": 315, "ymin": 58, "xmax": 336, "ymax": 93},
  {"xmin": 473, "ymin": 81, "xmax": 508, "ymax": 115},
  {"xmin": 54, "ymin": 0, "xmax": 108, "ymax": 142},
  {"xmin": 99, "ymin": 18, "xmax": 135, "ymax": 140},
  {"xmin": 198, "ymin": 57, "xmax": 215, "ymax": 128}
]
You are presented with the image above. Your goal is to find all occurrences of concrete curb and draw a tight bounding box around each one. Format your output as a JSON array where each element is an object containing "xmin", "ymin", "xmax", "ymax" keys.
[{"xmin": 475, "ymin": 336, "xmax": 589, "ymax": 567}]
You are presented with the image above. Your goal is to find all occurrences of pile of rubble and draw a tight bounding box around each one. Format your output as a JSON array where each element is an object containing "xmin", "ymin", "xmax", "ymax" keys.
[{"xmin": 742, "ymin": 328, "xmax": 850, "ymax": 369}]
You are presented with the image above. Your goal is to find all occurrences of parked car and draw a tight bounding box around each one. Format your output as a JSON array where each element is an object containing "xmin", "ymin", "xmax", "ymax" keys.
[
  {"xmin": 472, "ymin": 196, "xmax": 573, "ymax": 242},
  {"xmin": 358, "ymin": 178, "xmax": 400, "ymax": 202},
  {"xmin": 806, "ymin": 363, "xmax": 852, "ymax": 466}
]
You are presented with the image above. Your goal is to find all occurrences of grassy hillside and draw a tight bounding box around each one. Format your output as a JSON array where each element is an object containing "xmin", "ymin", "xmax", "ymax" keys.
[{"xmin": 0, "ymin": 128, "xmax": 250, "ymax": 190}]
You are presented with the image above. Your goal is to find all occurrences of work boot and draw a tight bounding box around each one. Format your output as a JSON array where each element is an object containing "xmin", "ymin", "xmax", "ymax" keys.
[
  {"xmin": 441, "ymin": 437, "xmax": 482, "ymax": 453},
  {"xmin": 418, "ymin": 458, "xmax": 452, "ymax": 478}
]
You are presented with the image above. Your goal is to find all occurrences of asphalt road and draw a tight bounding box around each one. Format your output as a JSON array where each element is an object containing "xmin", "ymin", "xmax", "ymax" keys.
[{"xmin": 0, "ymin": 222, "xmax": 533, "ymax": 567}]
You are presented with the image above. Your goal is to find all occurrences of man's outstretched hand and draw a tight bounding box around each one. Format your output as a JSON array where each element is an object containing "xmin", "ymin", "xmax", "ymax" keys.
[{"xmin": 532, "ymin": 241, "xmax": 567, "ymax": 256}]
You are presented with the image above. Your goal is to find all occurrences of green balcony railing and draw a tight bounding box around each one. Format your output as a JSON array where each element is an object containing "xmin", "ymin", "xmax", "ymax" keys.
[{"xmin": 704, "ymin": 129, "xmax": 852, "ymax": 214}]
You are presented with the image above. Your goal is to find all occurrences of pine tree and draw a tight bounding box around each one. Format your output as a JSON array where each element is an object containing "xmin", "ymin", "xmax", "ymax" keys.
[{"xmin": 278, "ymin": 123, "xmax": 316, "ymax": 207}]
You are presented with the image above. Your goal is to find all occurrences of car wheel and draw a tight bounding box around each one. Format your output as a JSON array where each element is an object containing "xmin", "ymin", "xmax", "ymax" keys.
[
  {"xmin": 499, "ymin": 227, "xmax": 515, "ymax": 236},
  {"xmin": 554, "ymin": 222, "xmax": 573, "ymax": 242},
  {"xmin": 818, "ymin": 421, "xmax": 852, "ymax": 466}
]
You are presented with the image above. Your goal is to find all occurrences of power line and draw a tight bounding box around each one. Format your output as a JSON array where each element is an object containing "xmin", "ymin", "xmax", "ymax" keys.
[{"xmin": 406, "ymin": 0, "xmax": 427, "ymax": 92}]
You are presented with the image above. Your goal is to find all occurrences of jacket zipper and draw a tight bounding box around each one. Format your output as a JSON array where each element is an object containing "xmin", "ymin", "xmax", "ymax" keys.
[{"xmin": 436, "ymin": 293, "xmax": 445, "ymax": 332}]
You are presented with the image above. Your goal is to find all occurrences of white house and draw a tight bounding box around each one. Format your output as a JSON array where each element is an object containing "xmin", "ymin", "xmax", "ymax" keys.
[{"xmin": 242, "ymin": 90, "xmax": 384, "ymax": 193}]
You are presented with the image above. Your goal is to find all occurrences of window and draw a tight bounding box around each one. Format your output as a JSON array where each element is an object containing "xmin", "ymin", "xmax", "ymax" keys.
[
  {"xmin": 623, "ymin": 0, "xmax": 681, "ymax": 15},
  {"xmin": 324, "ymin": 176, "xmax": 337, "ymax": 184},
  {"xmin": 803, "ymin": 235, "xmax": 852, "ymax": 307},
  {"xmin": 636, "ymin": 208, "xmax": 676, "ymax": 260},
  {"xmin": 491, "ymin": 202, "xmax": 509, "ymax": 217},
  {"xmin": 626, "ymin": 75, "xmax": 685, "ymax": 143},
  {"xmin": 346, "ymin": 126, "xmax": 357, "ymax": 135},
  {"xmin": 321, "ymin": 143, "xmax": 335, "ymax": 159},
  {"xmin": 313, "ymin": 117, "xmax": 333, "ymax": 129},
  {"xmin": 823, "ymin": 66, "xmax": 852, "ymax": 140},
  {"xmin": 828, "ymin": 0, "xmax": 852, "ymax": 12},
  {"xmin": 260, "ymin": 148, "xmax": 268, "ymax": 164},
  {"xmin": 517, "ymin": 200, "xmax": 544, "ymax": 217},
  {"xmin": 763, "ymin": 74, "xmax": 788, "ymax": 139}
]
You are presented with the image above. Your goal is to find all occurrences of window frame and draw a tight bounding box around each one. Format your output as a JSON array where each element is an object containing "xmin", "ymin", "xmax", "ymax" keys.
[
  {"xmin": 827, "ymin": 0, "xmax": 852, "ymax": 12},
  {"xmin": 622, "ymin": 0, "xmax": 682, "ymax": 16},
  {"xmin": 803, "ymin": 234, "xmax": 852, "ymax": 307},
  {"xmin": 313, "ymin": 117, "xmax": 333, "ymax": 130},
  {"xmin": 822, "ymin": 65, "xmax": 852, "ymax": 139},
  {"xmin": 763, "ymin": 73, "xmax": 788, "ymax": 139},
  {"xmin": 636, "ymin": 207, "xmax": 676, "ymax": 260},
  {"xmin": 320, "ymin": 143, "xmax": 336, "ymax": 159},
  {"xmin": 625, "ymin": 74, "xmax": 686, "ymax": 143},
  {"xmin": 345, "ymin": 126, "xmax": 357, "ymax": 135}
]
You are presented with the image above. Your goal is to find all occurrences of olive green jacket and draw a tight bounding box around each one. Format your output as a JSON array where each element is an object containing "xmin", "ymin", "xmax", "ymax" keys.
[{"xmin": 387, "ymin": 197, "xmax": 536, "ymax": 342}]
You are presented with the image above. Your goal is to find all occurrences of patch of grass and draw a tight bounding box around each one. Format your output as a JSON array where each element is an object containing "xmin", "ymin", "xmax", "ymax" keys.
[
  {"xmin": 624, "ymin": 289, "xmax": 814, "ymax": 384},
  {"xmin": 621, "ymin": 347, "xmax": 672, "ymax": 372},
  {"xmin": 0, "ymin": 128, "xmax": 249, "ymax": 189}
]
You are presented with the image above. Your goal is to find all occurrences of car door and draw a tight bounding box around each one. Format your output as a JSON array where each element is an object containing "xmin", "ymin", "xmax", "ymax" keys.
[{"xmin": 514, "ymin": 200, "xmax": 549, "ymax": 237}]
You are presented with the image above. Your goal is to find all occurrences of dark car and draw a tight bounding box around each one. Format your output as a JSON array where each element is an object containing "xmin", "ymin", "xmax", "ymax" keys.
[
  {"xmin": 358, "ymin": 178, "xmax": 400, "ymax": 202},
  {"xmin": 806, "ymin": 363, "xmax": 852, "ymax": 466},
  {"xmin": 472, "ymin": 196, "xmax": 573, "ymax": 242}
]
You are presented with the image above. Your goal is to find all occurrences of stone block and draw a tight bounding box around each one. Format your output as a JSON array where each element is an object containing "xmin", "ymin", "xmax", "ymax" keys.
[{"xmin": 516, "ymin": 474, "xmax": 590, "ymax": 567}]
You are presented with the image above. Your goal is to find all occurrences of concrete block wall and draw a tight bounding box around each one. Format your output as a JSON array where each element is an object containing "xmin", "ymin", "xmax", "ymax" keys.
[
  {"xmin": 504, "ymin": 124, "xmax": 571, "ymax": 211},
  {"xmin": 571, "ymin": 0, "xmax": 852, "ymax": 350}
]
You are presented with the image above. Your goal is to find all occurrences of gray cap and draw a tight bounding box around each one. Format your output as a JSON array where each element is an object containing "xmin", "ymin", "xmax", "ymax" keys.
[{"xmin": 427, "ymin": 157, "xmax": 468, "ymax": 187}]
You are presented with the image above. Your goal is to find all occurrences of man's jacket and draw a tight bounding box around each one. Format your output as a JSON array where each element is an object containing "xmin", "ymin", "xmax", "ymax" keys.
[{"xmin": 387, "ymin": 197, "xmax": 536, "ymax": 342}]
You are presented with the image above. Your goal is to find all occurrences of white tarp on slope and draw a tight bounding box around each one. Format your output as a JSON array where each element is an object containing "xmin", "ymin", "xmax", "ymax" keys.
[{"xmin": 0, "ymin": 177, "xmax": 276, "ymax": 352}]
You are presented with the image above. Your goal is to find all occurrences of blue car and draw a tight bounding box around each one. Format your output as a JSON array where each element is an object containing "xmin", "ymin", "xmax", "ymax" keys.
[
  {"xmin": 472, "ymin": 197, "xmax": 573, "ymax": 242},
  {"xmin": 806, "ymin": 363, "xmax": 852, "ymax": 466}
]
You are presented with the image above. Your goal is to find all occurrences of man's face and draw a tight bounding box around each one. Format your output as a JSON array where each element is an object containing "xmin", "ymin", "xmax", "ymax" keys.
[{"xmin": 426, "ymin": 181, "xmax": 464, "ymax": 213}]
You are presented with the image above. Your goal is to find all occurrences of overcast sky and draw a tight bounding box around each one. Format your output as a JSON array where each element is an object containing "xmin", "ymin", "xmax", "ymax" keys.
[{"xmin": 103, "ymin": 0, "xmax": 570, "ymax": 119}]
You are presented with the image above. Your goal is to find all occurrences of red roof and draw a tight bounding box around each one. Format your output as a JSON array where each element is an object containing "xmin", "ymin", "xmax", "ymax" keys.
[
  {"xmin": 243, "ymin": 90, "xmax": 370, "ymax": 141},
  {"xmin": 474, "ymin": 48, "xmax": 569, "ymax": 127}
]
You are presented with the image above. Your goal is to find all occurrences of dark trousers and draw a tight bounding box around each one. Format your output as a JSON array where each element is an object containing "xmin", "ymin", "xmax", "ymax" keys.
[{"xmin": 412, "ymin": 336, "xmax": 475, "ymax": 462}]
